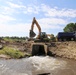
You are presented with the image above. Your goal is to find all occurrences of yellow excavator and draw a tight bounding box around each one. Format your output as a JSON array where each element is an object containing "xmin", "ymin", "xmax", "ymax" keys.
[{"xmin": 29, "ymin": 17, "xmax": 49, "ymax": 42}]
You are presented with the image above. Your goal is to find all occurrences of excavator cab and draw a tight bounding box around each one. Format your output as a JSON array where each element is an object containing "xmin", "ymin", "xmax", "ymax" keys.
[{"xmin": 40, "ymin": 32, "xmax": 47, "ymax": 39}]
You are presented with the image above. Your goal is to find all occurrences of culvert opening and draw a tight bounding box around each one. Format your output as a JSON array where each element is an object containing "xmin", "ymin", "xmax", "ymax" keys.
[{"xmin": 32, "ymin": 44, "xmax": 46, "ymax": 56}]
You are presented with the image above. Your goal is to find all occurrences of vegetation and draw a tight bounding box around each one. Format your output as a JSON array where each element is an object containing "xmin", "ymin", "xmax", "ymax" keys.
[
  {"xmin": 63, "ymin": 23, "xmax": 76, "ymax": 32},
  {"xmin": 0, "ymin": 47, "xmax": 25, "ymax": 59},
  {"xmin": 0, "ymin": 36, "xmax": 29, "ymax": 43},
  {"xmin": 46, "ymin": 34, "xmax": 56, "ymax": 42},
  {"xmin": 50, "ymin": 34, "xmax": 56, "ymax": 42}
]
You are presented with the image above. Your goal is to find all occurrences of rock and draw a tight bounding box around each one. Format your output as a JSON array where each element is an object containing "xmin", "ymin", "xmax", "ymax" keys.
[
  {"xmin": 0, "ymin": 40, "xmax": 6, "ymax": 44},
  {"xmin": 0, "ymin": 54, "xmax": 11, "ymax": 59},
  {"xmin": 0, "ymin": 44, "xmax": 3, "ymax": 49}
]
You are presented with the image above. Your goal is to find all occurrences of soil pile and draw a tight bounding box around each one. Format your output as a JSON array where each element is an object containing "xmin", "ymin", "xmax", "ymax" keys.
[{"xmin": 49, "ymin": 41, "xmax": 76, "ymax": 60}]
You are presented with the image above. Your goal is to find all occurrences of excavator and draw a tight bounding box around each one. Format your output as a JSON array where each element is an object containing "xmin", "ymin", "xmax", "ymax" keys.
[
  {"xmin": 29, "ymin": 17, "xmax": 55, "ymax": 57},
  {"xmin": 29, "ymin": 17, "xmax": 49, "ymax": 42}
]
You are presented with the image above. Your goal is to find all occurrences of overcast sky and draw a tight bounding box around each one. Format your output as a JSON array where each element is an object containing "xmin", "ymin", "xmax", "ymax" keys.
[{"xmin": 0, "ymin": 0, "xmax": 76, "ymax": 37}]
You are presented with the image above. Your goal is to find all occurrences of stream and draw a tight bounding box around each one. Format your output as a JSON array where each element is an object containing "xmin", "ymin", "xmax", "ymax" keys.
[{"xmin": 0, "ymin": 56, "xmax": 76, "ymax": 75}]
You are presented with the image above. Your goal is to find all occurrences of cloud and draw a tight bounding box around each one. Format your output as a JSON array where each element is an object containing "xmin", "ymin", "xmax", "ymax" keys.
[
  {"xmin": 4, "ymin": 1, "xmax": 39, "ymax": 15},
  {"xmin": 34, "ymin": 18, "xmax": 66, "ymax": 32},
  {"xmin": 23, "ymin": 5, "xmax": 40, "ymax": 14},
  {"xmin": 38, "ymin": 18, "xmax": 67, "ymax": 25},
  {"xmin": 1, "ymin": 6, "xmax": 15, "ymax": 15},
  {"xmin": 0, "ymin": 14, "xmax": 16, "ymax": 24},
  {"xmin": 1, "ymin": 1, "xmax": 76, "ymax": 18},
  {"xmin": 0, "ymin": 23, "xmax": 31, "ymax": 36},
  {"xmin": 7, "ymin": 1, "xmax": 25, "ymax": 8},
  {"xmin": 2, "ymin": 1, "xmax": 76, "ymax": 18},
  {"xmin": 41, "ymin": 4, "xmax": 76, "ymax": 18}
]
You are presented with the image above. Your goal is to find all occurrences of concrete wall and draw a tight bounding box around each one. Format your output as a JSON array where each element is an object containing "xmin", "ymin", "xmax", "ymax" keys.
[{"xmin": 31, "ymin": 43, "xmax": 47, "ymax": 56}]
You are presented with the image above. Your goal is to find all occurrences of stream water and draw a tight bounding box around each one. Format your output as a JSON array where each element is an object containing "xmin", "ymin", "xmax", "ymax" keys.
[{"xmin": 0, "ymin": 56, "xmax": 76, "ymax": 75}]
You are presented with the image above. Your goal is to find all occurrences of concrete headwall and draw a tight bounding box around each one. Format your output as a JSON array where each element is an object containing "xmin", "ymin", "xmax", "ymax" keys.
[{"xmin": 31, "ymin": 43, "xmax": 48, "ymax": 56}]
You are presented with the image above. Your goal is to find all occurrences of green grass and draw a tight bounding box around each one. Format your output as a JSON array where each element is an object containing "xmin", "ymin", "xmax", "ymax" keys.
[
  {"xmin": 3, "ymin": 37, "xmax": 26, "ymax": 43},
  {"xmin": 3, "ymin": 38, "xmax": 14, "ymax": 43},
  {"xmin": 0, "ymin": 47, "xmax": 25, "ymax": 59}
]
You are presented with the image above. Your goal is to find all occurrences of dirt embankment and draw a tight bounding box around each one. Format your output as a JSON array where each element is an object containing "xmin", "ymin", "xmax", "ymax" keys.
[
  {"xmin": 0, "ymin": 41, "xmax": 32, "ymax": 59},
  {"xmin": 0, "ymin": 41, "xmax": 32, "ymax": 53},
  {"xmin": 49, "ymin": 41, "xmax": 76, "ymax": 60},
  {"xmin": 1, "ymin": 40, "xmax": 76, "ymax": 60}
]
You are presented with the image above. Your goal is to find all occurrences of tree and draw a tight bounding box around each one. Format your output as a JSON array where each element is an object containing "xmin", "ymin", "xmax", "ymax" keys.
[{"xmin": 63, "ymin": 23, "xmax": 76, "ymax": 32}]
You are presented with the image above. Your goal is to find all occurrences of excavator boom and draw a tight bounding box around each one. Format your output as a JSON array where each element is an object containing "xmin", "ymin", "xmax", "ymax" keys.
[{"xmin": 29, "ymin": 17, "xmax": 41, "ymax": 38}]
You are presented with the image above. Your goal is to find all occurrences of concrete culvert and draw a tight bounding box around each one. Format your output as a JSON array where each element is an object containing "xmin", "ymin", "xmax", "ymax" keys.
[{"xmin": 32, "ymin": 44, "xmax": 46, "ymax": 56}]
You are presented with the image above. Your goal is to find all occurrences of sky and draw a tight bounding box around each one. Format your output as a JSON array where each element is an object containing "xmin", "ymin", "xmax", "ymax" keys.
[{"xmin": 0, "ymin": 0, "xmax": 76, "ymax": 37}]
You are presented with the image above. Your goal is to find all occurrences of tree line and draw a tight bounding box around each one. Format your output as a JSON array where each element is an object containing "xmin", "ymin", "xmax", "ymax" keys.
[{"xmin": 0, "ymin": 36, "xmax": 28, "ymax": 40}]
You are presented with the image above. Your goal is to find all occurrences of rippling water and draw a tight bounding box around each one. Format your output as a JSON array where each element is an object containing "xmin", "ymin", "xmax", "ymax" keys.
[{"xmin": 0, "ymin": 56, "xmax": 76, "ymax": 75}]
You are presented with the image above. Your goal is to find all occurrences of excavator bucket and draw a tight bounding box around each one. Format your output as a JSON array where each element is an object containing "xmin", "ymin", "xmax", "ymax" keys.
[{"xmin": 29, "ymin": 30, "xmax": 36, "ymax": 37}]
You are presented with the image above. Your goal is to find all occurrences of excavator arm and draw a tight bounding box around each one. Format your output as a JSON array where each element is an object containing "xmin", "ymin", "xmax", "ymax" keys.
[{"xmin": 30, "ymin": 17, "xmax": 41, "ymax": 38}]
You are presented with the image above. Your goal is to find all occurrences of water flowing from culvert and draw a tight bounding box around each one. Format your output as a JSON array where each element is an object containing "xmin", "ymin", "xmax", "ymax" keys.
[{"xmin": 0, "ymin": 56, "xmax": 76, "ymax": 75}]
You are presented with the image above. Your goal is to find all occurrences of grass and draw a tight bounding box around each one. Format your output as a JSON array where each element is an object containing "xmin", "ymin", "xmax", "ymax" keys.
[
  {"xmin": 3, "ymin": 37, "xmax": 26, "ymax": 43},
  {"xmin": 0, "ymin": 47, "xmax": 25, "ymax": 59},
  {"xmin": 3, "ymin": 38, "xmax": 14, "ymax": 43}
]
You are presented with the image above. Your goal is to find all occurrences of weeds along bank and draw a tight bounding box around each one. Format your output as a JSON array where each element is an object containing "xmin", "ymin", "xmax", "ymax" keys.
[{"xmin": 0, "ymin": 41, "xmax": 31, "ymax": 59}]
